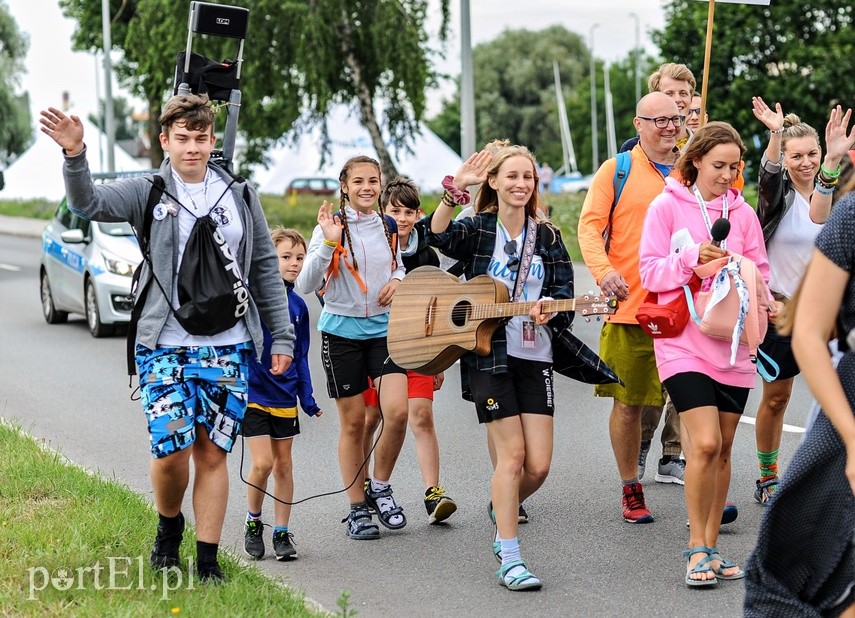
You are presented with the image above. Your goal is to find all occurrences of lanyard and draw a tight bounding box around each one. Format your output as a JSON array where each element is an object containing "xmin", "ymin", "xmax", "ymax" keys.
[
  {"xmin": 174, "ymin": 169, "xmax": 211, "ymax": 213},
  {"xmin": 691, "ymin": 184, "xmax": 729, "ymax": 251}
]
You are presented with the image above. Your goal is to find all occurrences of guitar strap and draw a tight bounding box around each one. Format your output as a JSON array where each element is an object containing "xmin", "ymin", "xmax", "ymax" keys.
[{"xmin": 510, "ymin": 216, "xmax": 538, "ymax": 302}]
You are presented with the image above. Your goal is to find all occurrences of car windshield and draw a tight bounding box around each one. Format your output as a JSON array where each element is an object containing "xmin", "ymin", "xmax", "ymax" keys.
[{"xmin": 98, "ymin": 221, "xmax": 135, "ymax": 237}]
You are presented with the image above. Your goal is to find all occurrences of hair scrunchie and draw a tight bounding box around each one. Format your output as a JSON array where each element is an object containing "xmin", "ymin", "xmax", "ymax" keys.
[{"xmin": 441, "ymin": 175, "xmax": 471, "ymax": 205}]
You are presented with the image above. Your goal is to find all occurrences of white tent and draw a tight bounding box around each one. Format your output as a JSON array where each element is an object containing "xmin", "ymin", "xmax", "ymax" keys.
[
  {"xmin": 251, "ymin": 105, "xmax": 462, "ymax": 194},
  {"xmin": 1, "ymin": 115, "xmax": 147, "ymax": 201}
]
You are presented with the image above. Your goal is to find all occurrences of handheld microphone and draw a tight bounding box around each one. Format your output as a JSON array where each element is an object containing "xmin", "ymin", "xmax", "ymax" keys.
[{"xmin": 710, "ymin": 218, "xmax": 731, "ymax": 248}]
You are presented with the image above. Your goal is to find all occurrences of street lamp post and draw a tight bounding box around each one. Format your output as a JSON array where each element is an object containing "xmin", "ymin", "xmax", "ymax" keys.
[
  {"xmin": 460, "ymin": 0, "xmax": 476, "ymax": 158},
  {"xmin": 589, "ymin": 23, "xmax": 599, "ymax": 173},
  {"xmin": 629, "ymin": 13, "xmax": 641, "ymax": 103}
]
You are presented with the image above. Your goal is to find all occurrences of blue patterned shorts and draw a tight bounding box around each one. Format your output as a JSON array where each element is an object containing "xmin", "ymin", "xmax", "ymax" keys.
[{"xmin": 136, "ymin": 343, "xmax": 252, "ymax": 458}]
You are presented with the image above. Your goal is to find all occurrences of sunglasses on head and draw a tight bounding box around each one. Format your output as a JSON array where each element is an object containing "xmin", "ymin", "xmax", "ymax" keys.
[{"xmin": 504, "ymin": 239, "xmax": 520, "ymax": 273}]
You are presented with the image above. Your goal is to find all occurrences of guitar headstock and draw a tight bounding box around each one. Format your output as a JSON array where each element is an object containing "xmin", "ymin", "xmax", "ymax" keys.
[{"xmin": 578, "ymin": 292, "xmax": 619, "ymax": 322}]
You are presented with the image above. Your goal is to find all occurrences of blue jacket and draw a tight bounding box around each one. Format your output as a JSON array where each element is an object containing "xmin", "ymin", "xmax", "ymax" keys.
[{"xmin": 248, "ymin": 282, "xmax": 320, "ymax": 416}]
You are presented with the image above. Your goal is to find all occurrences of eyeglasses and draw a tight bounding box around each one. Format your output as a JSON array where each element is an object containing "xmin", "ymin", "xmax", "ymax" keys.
[
  {"xmin": 687, "ymin": 107, "xmax": 701, "ymax": 116},
  {"xmin": 638, "ymin": 115, "xmax": 685, "ymax": 128},
  {"xmin": 504, "ymin": 240, "xmax": 520, "ymax": 273}
]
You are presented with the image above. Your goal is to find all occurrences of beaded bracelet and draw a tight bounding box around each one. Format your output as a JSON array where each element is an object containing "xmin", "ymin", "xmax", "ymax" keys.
[
  {"xmin": 769, "ymin": 128, "xmax": 785, "ymax": 134},
  {"xmin": 820, "ymin": 162, "xmax": 842, "ymax": 178},
  {"xmin": 815, "ymin": 184, "xmax": 835, "ymax": 195}
]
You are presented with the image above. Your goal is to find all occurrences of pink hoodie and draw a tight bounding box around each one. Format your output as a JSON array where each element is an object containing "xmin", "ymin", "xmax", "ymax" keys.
[{"xmin": 639, "ymin": 177, "xmax": 770, "ymax": 388}]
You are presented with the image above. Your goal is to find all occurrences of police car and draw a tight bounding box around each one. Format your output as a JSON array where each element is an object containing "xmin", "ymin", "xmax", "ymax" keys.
[{"xmin": 40, "ymin": 196, "xmax": 142, "ymax": 337}]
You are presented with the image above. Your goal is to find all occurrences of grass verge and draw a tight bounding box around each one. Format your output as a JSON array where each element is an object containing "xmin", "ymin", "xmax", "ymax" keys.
[{"xmin": 0, "ymin": 422, "xmax": 323, "ymax": 617}]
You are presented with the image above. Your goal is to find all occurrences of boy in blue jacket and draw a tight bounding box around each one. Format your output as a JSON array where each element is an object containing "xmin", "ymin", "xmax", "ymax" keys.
[{"xmin": 243, "ymin": 227, "xmax": 322, "ymax": 561}]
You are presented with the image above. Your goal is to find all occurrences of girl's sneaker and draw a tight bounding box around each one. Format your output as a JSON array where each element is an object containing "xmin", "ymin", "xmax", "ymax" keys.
[{"xmin": 424, "ymin": 485, "xmax": 457, "ymax": 524}]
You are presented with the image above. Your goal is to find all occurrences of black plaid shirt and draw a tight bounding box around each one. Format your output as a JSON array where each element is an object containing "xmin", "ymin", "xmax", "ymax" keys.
[{"xmin": 427, "ymin": 212, "xmax": 619, "ymax": 386}]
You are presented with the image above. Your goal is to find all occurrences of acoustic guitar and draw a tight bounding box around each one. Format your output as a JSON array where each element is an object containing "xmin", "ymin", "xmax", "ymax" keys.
[{"xmin": 388, "ymin": 266, "xmax": 618, "ymax": 374}]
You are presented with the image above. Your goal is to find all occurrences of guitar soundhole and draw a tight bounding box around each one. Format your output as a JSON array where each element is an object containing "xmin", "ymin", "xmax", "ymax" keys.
[{"xmin": 451, "ymin": 301, "xmax": 471, "ymax": 327}]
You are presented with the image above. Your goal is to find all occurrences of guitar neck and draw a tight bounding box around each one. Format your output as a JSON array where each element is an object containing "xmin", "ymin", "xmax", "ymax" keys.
[{"xmin": 473, "ymin": 298, "xmax": 578, "ymax": 321}]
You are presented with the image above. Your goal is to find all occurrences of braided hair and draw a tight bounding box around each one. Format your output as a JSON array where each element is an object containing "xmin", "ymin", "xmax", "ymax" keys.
[{"xmin": 338, "ymin": 155, "xmax": 390, "ymax": 272}]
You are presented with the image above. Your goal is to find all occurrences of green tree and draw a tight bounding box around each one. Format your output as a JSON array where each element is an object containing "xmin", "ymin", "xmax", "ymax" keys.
[
  {"xmin": 653, "ymin": 0, "xmax": 855, "ymax": 177},
  {"xmin": 58, "ymin": 0, "xmax": 450, "ymax": 180},
  {"xmin": 428, "ymin": 27, "xmax": 651, "ymax": 174},
  {"xmin": 0, "ymin": 0, "xmax": 32, "ymax": 166}
]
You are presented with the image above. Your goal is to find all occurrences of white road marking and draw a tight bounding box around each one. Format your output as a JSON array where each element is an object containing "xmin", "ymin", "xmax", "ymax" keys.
[
  {"xmin": 740, "ymin": 414, "xmax": 805, "ymax": 433},
  {"xmin": 0, "ymin": 263, "xmax": 21, "ymax": 272}
]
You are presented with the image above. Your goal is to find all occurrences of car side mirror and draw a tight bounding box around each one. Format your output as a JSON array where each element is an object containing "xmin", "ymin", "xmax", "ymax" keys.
[{"xmin": 60, "ymin": 229, "xmax": 86, "ymax": 244}]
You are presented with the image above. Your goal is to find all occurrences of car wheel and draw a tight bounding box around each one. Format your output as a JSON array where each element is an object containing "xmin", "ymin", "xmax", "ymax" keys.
[
  {"xmin": 40, "ymin": 269, "xmax": 68, "ymax": 324},
  {"xmin": 85, "ymin": 278, "xmax": 114, "ymax": 337}
]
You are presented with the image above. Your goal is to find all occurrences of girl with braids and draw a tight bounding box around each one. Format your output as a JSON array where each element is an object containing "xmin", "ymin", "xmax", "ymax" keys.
[
  {"xmin": 749, "ymin": 98, "xmax": 855, "ymax": 507},
  {"xmin": 428, "ymin": 145, "xmax": 618, "ymax": 590},
  {"xmin": 296, "ymin": 156, "xmax": 409, "ymax": 540},
  {"xmin": 362, "ymin": 176, "xmax": 458, "ymax": 525}
]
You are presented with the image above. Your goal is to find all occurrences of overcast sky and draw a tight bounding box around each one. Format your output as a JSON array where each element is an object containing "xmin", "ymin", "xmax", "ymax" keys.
[{"xmin": 8, "ymin": 0, "xmax": 666, "ymax": 128}]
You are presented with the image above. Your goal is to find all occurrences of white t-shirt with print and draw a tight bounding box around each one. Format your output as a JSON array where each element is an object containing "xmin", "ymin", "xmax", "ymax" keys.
[
  {"xmin": 157, "ymin": 169, "xmax": 251, "ymax": 346},
  {"xmin": 489, "ymin": 223, "xmax": 552, "ymax": 362}
]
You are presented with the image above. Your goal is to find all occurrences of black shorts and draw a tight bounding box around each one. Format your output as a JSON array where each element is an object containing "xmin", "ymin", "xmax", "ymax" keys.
[
  {"xmin": 468, "ymin": 357, "xmax": 554, "ymax": 424},
  {"xmin": 242, "ymin": 405, "xmax": 300, "ymax": 439},
  {"xmin": 759, "ymin": 321, "xmax": 801, "ymax": 381},
  {"xmin": 321, "ymin": 332, "xmax": 406, "ymax": 399},
  {"xmin": 663, "ymin": 372, "xmax": 750, "ymax": 415}
]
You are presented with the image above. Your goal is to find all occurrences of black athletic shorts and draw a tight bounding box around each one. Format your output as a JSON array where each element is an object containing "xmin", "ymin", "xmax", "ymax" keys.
[
  {"xmin": 468, "ymin": 356, "xmax": 554, "ymax": 424},
  {"xmin": 242, "ymin": 405, "xmax": 299, "ymax": 439},
  {"xmin": 663, "ymin": 372, "xmax": 750, "ymax": 415},
  {"xmin": 321, "ymin": 332, "xmax": 406, "ymax": 399},
  {"xmin": 758, "ymin": 321, "xmax": 801, "ymax": 381}
]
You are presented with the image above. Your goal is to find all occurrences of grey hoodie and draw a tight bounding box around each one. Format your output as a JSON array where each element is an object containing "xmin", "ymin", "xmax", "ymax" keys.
[
  {"xmin": 62, "ymin": 149, "xmax": 295, "ymax": 359},
  {"xmin": 296, "ymin": 206, "xmax": 405, "ymax": 318}
]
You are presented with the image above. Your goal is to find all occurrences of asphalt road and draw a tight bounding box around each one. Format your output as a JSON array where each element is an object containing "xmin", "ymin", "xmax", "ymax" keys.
[{"xmin": 1, "ymin": 231, "xmax": 816, "ymax": 616}]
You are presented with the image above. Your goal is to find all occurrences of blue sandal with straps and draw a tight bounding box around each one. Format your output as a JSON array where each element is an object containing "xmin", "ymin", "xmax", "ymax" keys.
[
  {"xmin": 683, "ymin": 546, "xmax": 718, "ymax": 588},
  {"xmin": 708, "ymin": 547, "xmax": 745, "ymax": 580},
  {"xmin": 496, "ymin": 560, "xmax": 542, "ymax": 591}
]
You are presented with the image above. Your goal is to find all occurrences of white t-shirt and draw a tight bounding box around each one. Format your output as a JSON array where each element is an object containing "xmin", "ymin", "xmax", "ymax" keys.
[
  {"xmin": 157, "ymin": 169, "xmax": 250, "ymax": 346},
  {"xmin": 766, "ymin": 191, "xmax": 824, "ymax": 298},
  {"xmin": 490, "ymin": 222, "xmax": 552, "ymax": 362}
]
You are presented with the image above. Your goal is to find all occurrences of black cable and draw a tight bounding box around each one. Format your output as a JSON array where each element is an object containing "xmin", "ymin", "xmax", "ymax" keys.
[{"xmin": 237, "ymin": 355, "xmax": 394, "ymax": 507}]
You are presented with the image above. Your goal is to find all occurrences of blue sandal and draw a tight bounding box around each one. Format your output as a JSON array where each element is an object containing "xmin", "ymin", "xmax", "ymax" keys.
[
  {"xmin": 496, "ymin": 560, "xmax": 542, "ymax": 591},
  {"xmin": 682, "ymin": 546, "xmax": 718, "ymax": 588},
  {"xmin": 708, "ymin": 547, "xmax": 745, "ymax": 580}
]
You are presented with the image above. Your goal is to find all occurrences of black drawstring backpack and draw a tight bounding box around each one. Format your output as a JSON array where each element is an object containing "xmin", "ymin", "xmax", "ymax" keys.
[{"xmin": 127, "ymin": 170, "xmax": 251, "ymax": 376}]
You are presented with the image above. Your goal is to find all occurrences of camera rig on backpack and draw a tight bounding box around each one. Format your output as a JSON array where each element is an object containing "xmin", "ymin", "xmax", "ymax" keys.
[{"xmin": 173, "ymin": 1, "xmax": 249, "ymax": 174}]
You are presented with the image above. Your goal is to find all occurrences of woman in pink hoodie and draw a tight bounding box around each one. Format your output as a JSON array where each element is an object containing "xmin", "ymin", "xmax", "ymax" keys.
[{"xmin": 639, "ymin": 122, "xmax": 771, "ymax": 588}]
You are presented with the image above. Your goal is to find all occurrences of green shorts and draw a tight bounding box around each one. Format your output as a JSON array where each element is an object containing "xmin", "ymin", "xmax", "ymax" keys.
[{"xmin": 594, "ymin": 323, "xmax": 664, "ymax": 407}]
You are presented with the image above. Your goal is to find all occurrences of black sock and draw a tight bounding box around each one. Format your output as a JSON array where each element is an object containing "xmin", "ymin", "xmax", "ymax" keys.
[
  {"xmin": 197, "ymin": 541, "xmax": 219, "ymax": 566},
  {"xmin": 158, "ymin": 512, "xmax": 183, "ymax": 532}
]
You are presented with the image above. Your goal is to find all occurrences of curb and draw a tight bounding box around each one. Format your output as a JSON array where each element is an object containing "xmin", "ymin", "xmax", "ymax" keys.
[{"xmin": 0, "ymin": 215, "xmax": 47, "ymax": 239}]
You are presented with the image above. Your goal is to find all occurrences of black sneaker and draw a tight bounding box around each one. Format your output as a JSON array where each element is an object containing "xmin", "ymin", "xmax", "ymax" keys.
[
  {"xmin": 518, "ymin": 503, "xmax": 529, "ymax": 524},
  {"xmin": 197, "ymin": 560, "xmax": 226, "ymax": 583},
  {"xmin": 244, "ymin": 519, "xmax": 265, "ymax": 560},
  {"xmin": 272, "ymin": 530, "xmax": 298, "ymax": 561},
  {"xmin": 150, "ymin": 512, "xmax": 184, "ymax": 569},
  {"xmin": 424, "ymin": 485, "xmax": 457, "ymax": 524}
]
